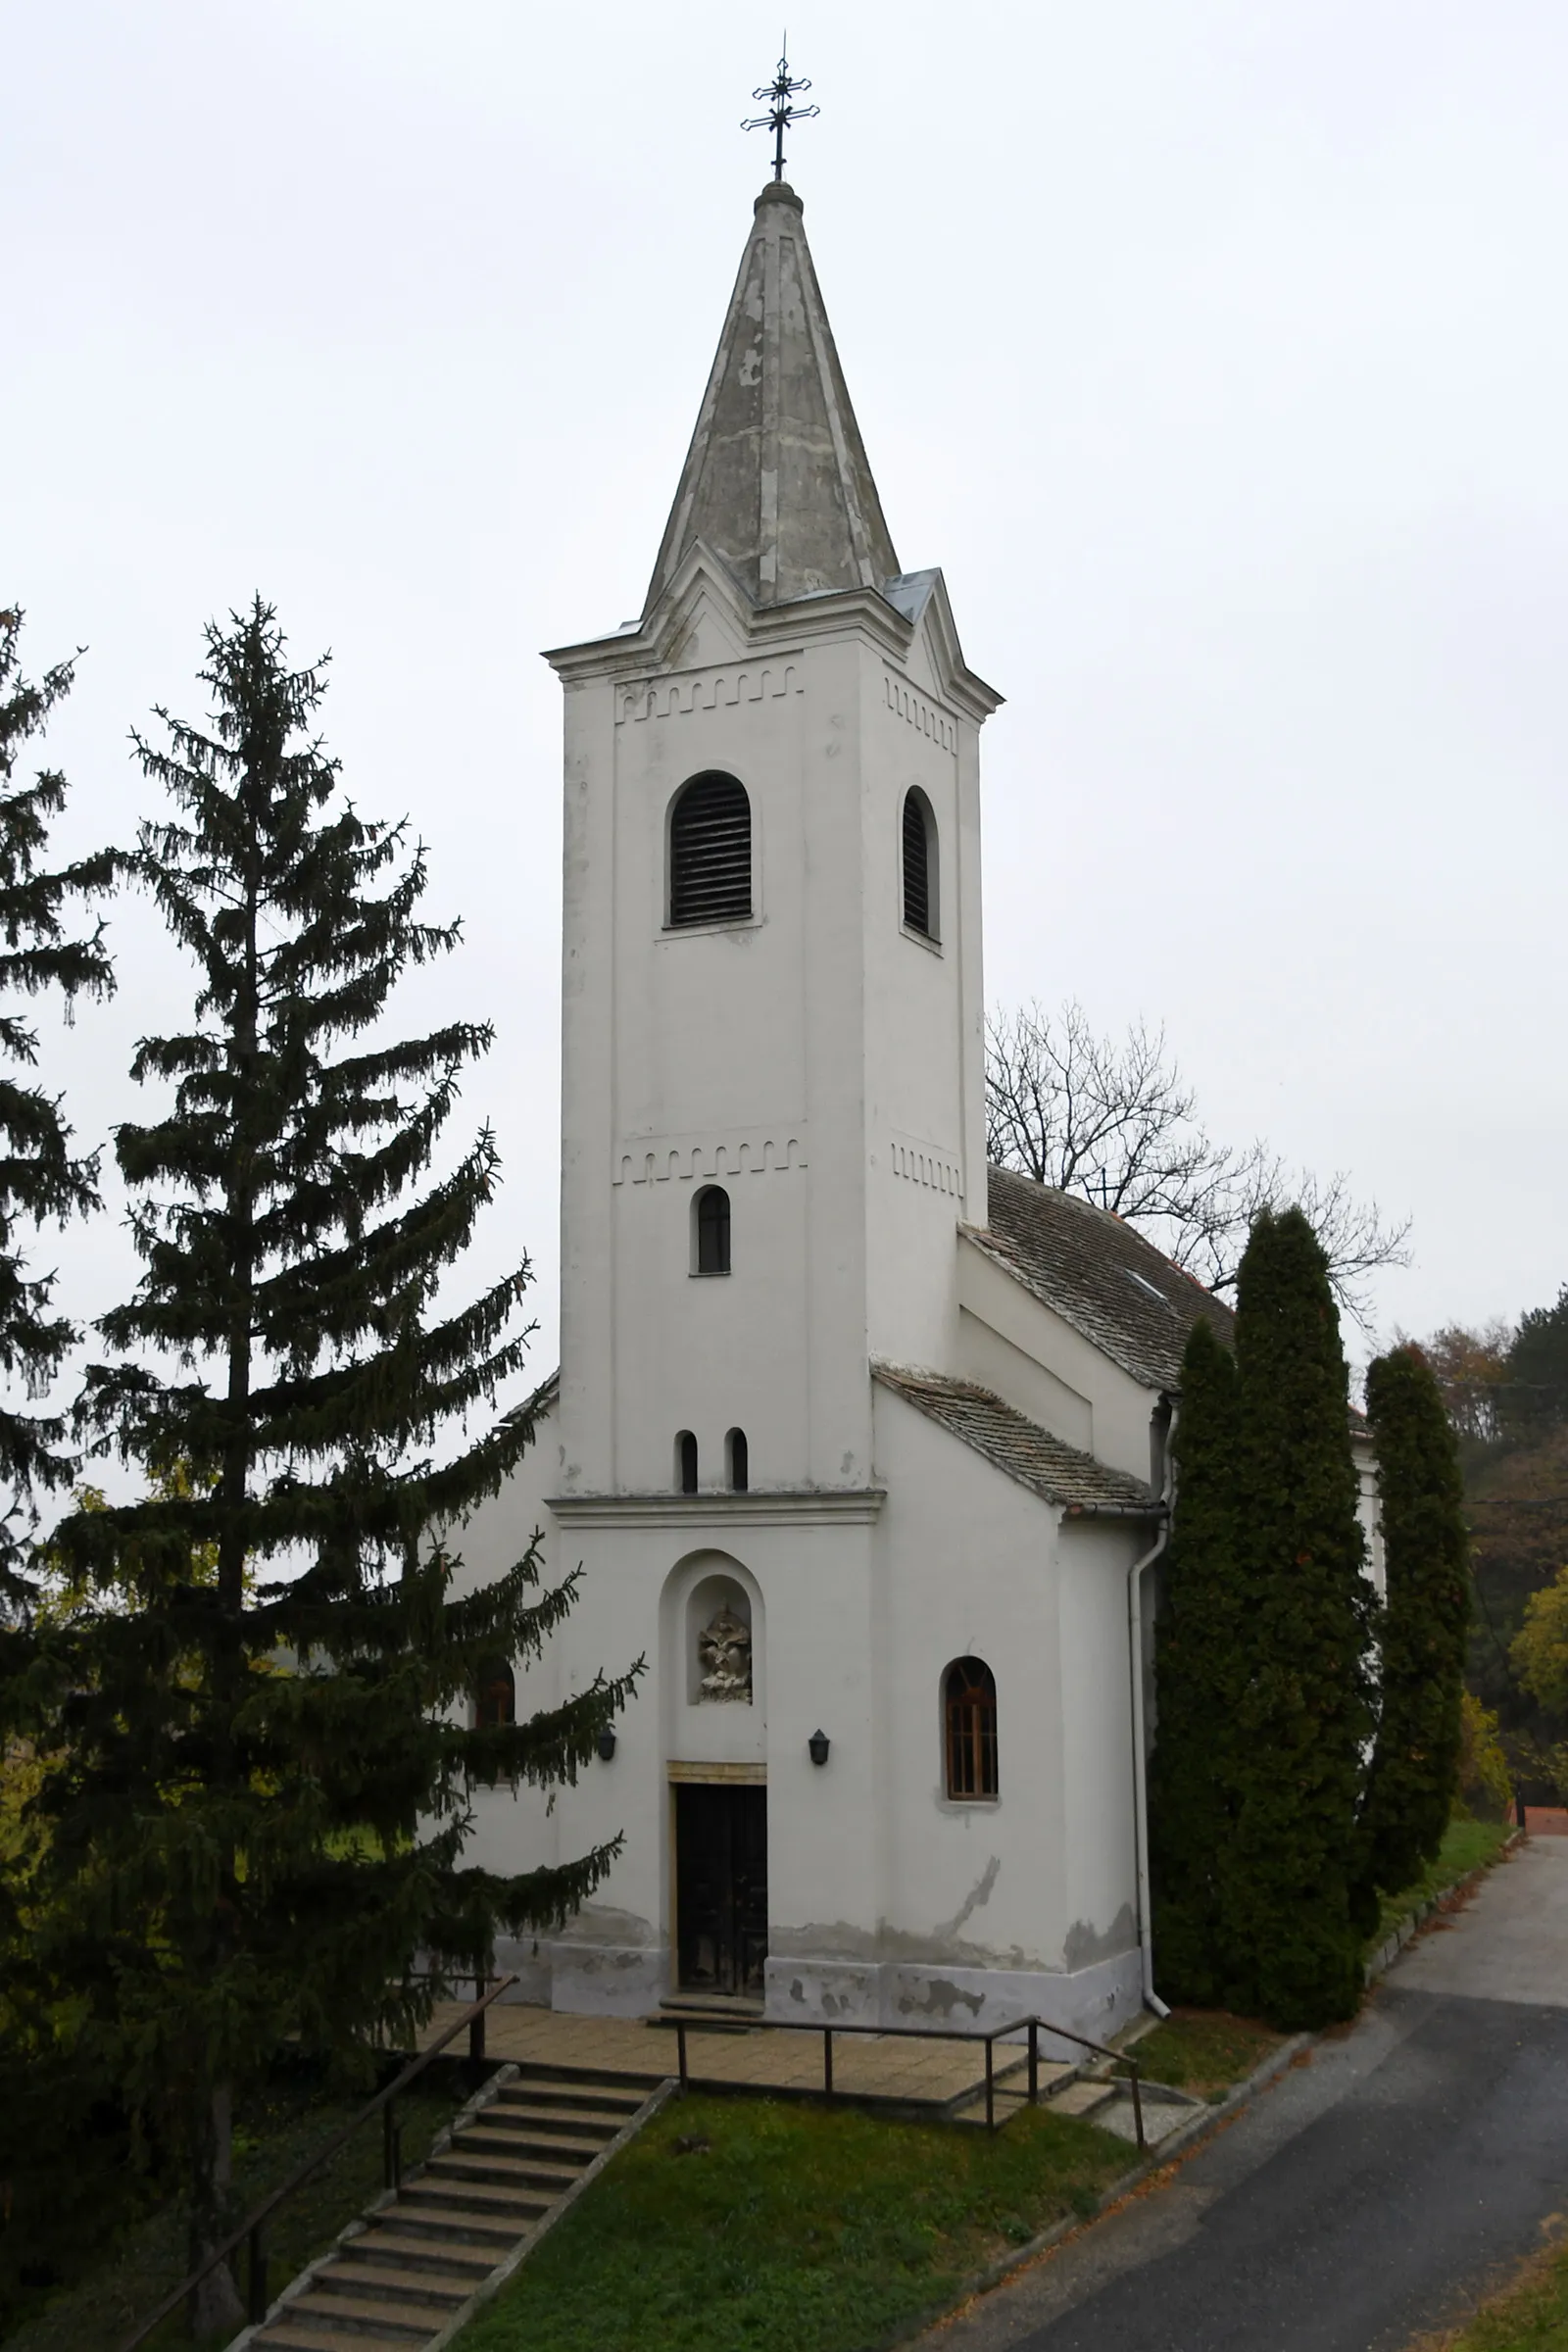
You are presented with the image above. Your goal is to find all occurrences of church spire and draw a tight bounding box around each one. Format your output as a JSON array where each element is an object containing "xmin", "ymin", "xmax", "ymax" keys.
[{"xmin": 643, "ymin": 180, "xmax": 901, "ymax": 616}]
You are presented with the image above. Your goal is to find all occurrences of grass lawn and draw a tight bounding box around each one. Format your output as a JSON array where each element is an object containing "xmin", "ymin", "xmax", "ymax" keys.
[
  {"xmin": 1368, "ymin": 1814, "xmax": 1514, "ymax": 1954},
  {"xmin": 451, "ymin": 2092, "xmax": 1132, "ymax": 2352},
  {"xmin": 1131, "ymin": 2010, "xmax": 1285, "ymax": 2099},
  {"xmin": 1412, "ymin": 2236, "xmax": 1568, "ymax": 2349},
  {"xmin": 7, "ymin": 2062, "xmax": 466, "ymax": 2352}
]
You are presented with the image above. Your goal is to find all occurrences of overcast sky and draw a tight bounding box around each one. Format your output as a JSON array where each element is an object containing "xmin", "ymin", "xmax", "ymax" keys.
[{"xmin": 7, "ymin": 0, "xmax": 1565, "ymax": 1400}]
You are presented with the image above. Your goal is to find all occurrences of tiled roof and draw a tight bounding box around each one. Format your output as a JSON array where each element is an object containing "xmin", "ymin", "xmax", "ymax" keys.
[
  {"xmin": 966, "ymin": 1168, "xmax": 1236, "ymax": 1394},
  {"xmin": 873, "ymin": 1363, "xmax": 1160, "ymax": 1516}
]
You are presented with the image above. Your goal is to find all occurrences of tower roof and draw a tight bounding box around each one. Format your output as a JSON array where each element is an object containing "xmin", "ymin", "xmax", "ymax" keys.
[{"xmin": 644, "ymin": 181, "xmax": 900, "ymax": 616}]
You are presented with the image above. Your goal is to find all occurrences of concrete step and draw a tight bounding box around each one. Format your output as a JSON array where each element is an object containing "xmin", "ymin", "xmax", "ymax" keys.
[
  {"xmin": 313, "ymin": 2256, "xmax": 468, "ymax": 2310},
  {"xmin": 427, "ymin": 2146, "xmax": 580, "ymax": 2194},
  {"xmin": 457, "ymin": 2119, "xmax": 604, "ymax": 2167},
  {"xmin": 344, "ymin": 2227, "xmax": 495, "ymax": 2281},
  {"xmin": 398, "ymin": 2175, "xmax": 552, "ymax": 2226},
  {"xmin": 651, "ymin": 1997, "xmax": 764, "ymax": 2034},
  {"xmin": 276, "ymin": 2284, "xmax": 435, "ymax": 2340},
  {"xmin": 384, "ymin": 2197, "xmax": 521, "ymax": 2251},
  {"xmin": 484, "ymin": 2096, "xmax": 622, "ymax": 2140},
  {"xmin": 1050, "ymin": 2080, "xmax": 1120, "ymax": 2120},
  {"xmin": 511, "ymin": 2060, "xmax": 662, "ymax": 2099},
  {"xmin": 255, "ymin": 2325, "xmax": 417, "ymax": 2352}
]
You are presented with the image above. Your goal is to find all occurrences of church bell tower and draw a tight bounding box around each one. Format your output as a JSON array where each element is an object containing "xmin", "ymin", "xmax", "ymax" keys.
[{"xmin": 545, "ymin": 177, "xmax": 1002, "ymax": 1501}]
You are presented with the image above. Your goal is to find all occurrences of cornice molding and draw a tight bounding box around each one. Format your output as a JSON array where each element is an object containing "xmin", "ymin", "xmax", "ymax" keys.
[{"xmin": 546, "ymin": 1489, "xmax": 887, "ymax": 1529}]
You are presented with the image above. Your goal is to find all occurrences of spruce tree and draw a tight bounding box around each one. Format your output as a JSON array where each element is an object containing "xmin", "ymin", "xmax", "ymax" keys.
[
  {"xmin": 1148, "ymin": 1315, "xmax": 1245, "ymax": 2004},
  {"xmin": 1223, "ymin": 1207, "xmax": 1376, "ymax": 2029},
  {"xmin": 31, "ymin": 603, "xmax": 635, "ymax": 2335},
  {"xmin": 1355, "ymin": 1345, "xmax": 1470, "ymax": 1902},
  {"xmin": 0, "ymin": 610, "xmax": 115, "ymax": 1623}
]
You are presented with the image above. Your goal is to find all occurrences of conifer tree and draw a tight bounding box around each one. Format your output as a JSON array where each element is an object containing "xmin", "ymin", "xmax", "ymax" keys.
[
  {"xmin": 1223, "ymin": 1207, "xmax": 1376, "ymax": 2029},
  {"xmin": 1148, "ymin": 1315, "xmax": 1244, "ymax": 2003},
  {"xmin": 1355, "ymin": 1345, "xmax": 1470, "ymax": 1902},
  {"xmin": 30, "ymin": 603, "xmax": 635, "ymax": 2334},
  {"xmin": 0, "ymin": 609, "xmax": 115, "ymax": 1624}
]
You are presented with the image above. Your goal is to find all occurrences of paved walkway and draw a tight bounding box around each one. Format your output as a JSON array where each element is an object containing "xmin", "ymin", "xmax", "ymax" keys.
[
  {"xmin": 914, "ymin": 1839, "xmax": 1568, "ymax": 2352},
  {"xmin": 419, "ymin": 1999, "xmax": 1071, "ymax": 2111}
]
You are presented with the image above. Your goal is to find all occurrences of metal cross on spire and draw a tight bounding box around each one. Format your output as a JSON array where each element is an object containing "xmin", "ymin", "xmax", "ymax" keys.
[{"xmin": 743, "ymin": 39, "xmax": 819, "ymax": 182}]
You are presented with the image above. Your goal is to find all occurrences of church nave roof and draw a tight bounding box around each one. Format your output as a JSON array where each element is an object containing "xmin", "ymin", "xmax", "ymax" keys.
[
  {"xmin": 872, "ymin": 1363, "xmax": 1160, "ymax": 1516},
  {"xmin": 966, "ymin": 1167, "xmax": 1236, "ymax": 1396}
]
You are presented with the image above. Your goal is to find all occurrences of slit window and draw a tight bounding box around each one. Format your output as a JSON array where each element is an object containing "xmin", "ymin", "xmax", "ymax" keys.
[
  {"xmin": 677, "ymin": 1431, "xmax": 699, "ymax": 1494},
  {"xmin": 902, "ymin": 789, "xmax": 937, "ymax": 940},
  {"xmin": 669, "ymin": 771, "xmax": 752, "ymax": 927},
  {"xmin": 944, "ymin": 1656, "xmax": 999, "ymax": 1799},
  {"xmin": 695, "ymin": 1185, "xmax": 731, "ymax": 1275},
  {"xmin": 727, "ymin": 1429, "xmax": 749, "ymax": 1492}
]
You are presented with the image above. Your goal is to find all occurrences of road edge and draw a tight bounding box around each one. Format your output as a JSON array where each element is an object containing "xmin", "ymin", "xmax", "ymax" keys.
[{"xmin": 878, "ymin": 2028, "xmax": 1313, "ymax": 2350}]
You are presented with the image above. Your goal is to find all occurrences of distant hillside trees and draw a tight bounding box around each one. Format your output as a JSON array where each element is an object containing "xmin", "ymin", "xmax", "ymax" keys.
[
  {"xmin": 986, "ymin": 1000, "xmax": 1409, "ymax": 1316},
  {"xmin": 1411, "ymin": 1298, "xmax": 1568, "ymax": 1794},
  {"xmin": 24, "ymin": 603, "xmax": 636, "ymax": 2335}
]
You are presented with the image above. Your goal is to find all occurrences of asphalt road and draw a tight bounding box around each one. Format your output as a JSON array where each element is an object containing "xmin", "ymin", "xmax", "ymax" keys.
[{"xmin": 920, "ymin": 1838, "xmax": 1568, "ymax": 2352}]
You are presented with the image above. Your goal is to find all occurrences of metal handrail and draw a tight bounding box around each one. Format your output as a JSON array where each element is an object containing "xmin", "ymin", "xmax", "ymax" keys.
[
  {"xmin": 113, "ymin": 1971, "xmax": 519, "ymax": 2352},
  {"xmin": 669, "ymin": 2007, "xmax": 1146, "ymax": 2144}
]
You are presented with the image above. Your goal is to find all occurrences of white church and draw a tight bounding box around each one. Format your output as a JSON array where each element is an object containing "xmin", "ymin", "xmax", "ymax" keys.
[{"xmin": 453, "ymin": 173, "xmax": 1299, "ymax": 2044}]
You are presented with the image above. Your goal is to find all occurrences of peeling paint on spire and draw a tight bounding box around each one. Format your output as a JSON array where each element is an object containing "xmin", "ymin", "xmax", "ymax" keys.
[{"xmin": 643, "ymin": 182, "xmax": 900, "ymax": 617}]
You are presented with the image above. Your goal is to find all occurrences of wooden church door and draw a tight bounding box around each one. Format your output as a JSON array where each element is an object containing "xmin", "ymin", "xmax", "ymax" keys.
[{"xmin": 674, "ymin": 1784, "xmax": 767, "ymax": 1996}]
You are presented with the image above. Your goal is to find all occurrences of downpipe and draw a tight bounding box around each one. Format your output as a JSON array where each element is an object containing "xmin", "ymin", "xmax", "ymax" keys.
[{"xmin": 1128, "ymin": 1401, "xmax": 1178, "ymax": 2019}]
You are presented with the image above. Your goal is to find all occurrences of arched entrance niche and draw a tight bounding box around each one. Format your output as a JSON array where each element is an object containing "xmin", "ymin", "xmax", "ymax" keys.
[
  {"xmin": 661, "ymin": 1551, "xmax": 767, "ymax": 2000},
  {"xmin": 660, "ymin": 1550, "xmax": 766, "ymax": 1765}
]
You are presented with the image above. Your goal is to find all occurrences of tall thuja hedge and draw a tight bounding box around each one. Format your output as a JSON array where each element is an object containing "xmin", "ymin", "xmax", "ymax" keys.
[
  {"xmin": 29, "ymin": 604, "xmax": 638, "ymax": 2335},
  {"xmin": 1224, "ymin": 1207, "xmax": 1376, "ymax": 2028},
  {"xmin": 1355, "ymin": 1346, "xmax": 1470, "ymax": 1904},
  {"xmin": 1148, "ymin": 1316, "xmax": 1244, "ymax": 2003}
]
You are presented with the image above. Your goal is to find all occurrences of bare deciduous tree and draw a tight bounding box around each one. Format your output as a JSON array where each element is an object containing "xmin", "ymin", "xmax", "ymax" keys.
[{"xmin": 985, "ymin": 1000, "xmax": 1411, "ymax": 1319}]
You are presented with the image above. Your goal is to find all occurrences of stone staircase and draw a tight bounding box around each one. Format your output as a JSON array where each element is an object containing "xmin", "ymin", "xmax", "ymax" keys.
[{"xmin": 242, "ymin": 2060, "xmax": 667, "ymax": 2352}]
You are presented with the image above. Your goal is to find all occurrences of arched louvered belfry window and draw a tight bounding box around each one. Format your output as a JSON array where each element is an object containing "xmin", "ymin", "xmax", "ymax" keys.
[
  {"xmin": 474, "ymin": 1655, "xmax": 516, "ymax": 1731},
  {"xmin": 677, "ymin": 1431, "xmax": 699, "ymax": 1494},
  {"xmin": 695, "ymin": 1185, "xmax": 731, "ymax": 1275},
  {"xmin": 944, "ymin": 1657, "xmax": 999, "ymax": 1799},
  {"xmin": 727, "ymin": 1429, "xmax": 749, "ymax": 1492},
  {"xmin": 668, "ymin": 772, "xmax": 752, "ymax": 927},
  {"xmin": 902, "ymin": 789, "xmax": 937, "ymax": 940}
]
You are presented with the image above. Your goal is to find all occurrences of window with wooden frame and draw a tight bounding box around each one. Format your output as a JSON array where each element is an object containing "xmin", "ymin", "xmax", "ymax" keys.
[
  {"xmin": 474, "ymin": 1655, "xmax": 516, "ymax": 1731},
  {"xmin": 944, "ymin": 1656, "xmax": 999, "ymax": 1799},
  {"xmin": 668, "ymin": 771, "xmax": 753, "ymax": 927}
]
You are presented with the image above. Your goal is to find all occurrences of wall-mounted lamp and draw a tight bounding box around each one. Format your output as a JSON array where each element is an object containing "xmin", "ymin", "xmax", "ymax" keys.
[
  {"xmin": 808, "ymin": 1728, "xmax": 830, "ymax": 1768},
  {"xmin": 597, "ymin": 1726, "xmax": 617, "ymax": 1762}
]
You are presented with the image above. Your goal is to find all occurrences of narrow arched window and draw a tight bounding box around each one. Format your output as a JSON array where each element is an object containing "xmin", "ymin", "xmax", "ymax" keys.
[
  {"xmin": 944, "ymin": 1657, "xmax": 999, "ymax": 1799},
  {"xmin": 727, "ymin": 1429, "xmax": 749, "ymax": 1493},
  {"xmin": 474, "ymin": 1655, "xmax": 515, "ymax": 1731},
  {"xmin": 677, "ymin": 1431, "xmax": 699, "ymax": 1494},
  {"xmin": 902, "ymin": 789, "xmax": 938, "ymax": 940},
  {"xmin": 669, "ymin": 772, "xmax": 752, "ymax": 927},
  {"xmin": 695, "ymin": 1185, "xmax": 731, "ymax": 1275}
]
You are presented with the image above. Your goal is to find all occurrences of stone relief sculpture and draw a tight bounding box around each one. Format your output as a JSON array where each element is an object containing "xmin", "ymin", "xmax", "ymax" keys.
[{"xmin": 698, "ymin": 1603, "xmax": 753, "ymax": 1703}]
